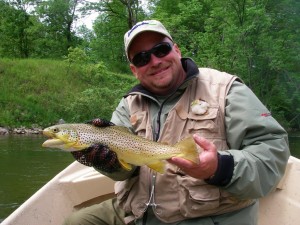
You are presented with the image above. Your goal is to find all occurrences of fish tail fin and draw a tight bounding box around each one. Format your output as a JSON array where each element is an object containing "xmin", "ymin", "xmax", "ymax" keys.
[{"xmin": 174, "ymin": 137, "xmax": 199, "ymax": 164}]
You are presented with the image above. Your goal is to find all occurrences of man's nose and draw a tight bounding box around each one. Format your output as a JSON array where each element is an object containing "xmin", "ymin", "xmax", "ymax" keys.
[{"xmin": 149, "ymin": 53, "xmax": 162, "ymax": 66}]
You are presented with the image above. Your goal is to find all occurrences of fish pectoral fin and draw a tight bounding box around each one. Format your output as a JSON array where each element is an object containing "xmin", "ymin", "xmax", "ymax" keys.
[
  {"xmin": 174, "ymin": 136, "xmax": 200, "ymax": 164},
  {"xmin": 147, "ymin": 161, "xmax": 166, "ymax": 174},
  {"xmin": 118, "ymin": 159, "xmax": 133, "ymax": 171}
]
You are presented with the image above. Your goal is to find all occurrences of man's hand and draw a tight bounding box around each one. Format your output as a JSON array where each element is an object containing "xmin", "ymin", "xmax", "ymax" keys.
[
  {"xmin": 168, "ymin": 134, "xmax": 218, "ymax": 179},
  {"xmin": 86, "ymin": 118, "xmax": 115, "ymax": 127},
  {"xmin": 71, "ymin": 143, "xmax": 121, "ymax": 173},
  {"xmin": 70, "ymin": 118, "xmax": 121, "ymax": 173}
]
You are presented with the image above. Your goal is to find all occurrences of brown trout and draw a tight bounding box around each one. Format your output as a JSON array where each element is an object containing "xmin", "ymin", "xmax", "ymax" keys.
[{"xmin": 42, "ymin": 123, "xmax": 199, "ymax": 173}]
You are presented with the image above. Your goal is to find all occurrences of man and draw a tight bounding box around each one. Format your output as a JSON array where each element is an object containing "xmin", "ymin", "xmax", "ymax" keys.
[{"xmin": 65, "ymin": 20, "xmax": 290, "ymax": 225}]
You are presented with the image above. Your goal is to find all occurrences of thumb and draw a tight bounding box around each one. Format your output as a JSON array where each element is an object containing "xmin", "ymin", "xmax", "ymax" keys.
[{"xmin": 193, "ymin": 134, "xmax": 217, "ymax": 153}]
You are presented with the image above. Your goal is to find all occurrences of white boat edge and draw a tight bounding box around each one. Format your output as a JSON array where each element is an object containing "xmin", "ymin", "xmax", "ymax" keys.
[{"xmin": 2, "ymin": 156, "xmax": 300, "ymax": 225}]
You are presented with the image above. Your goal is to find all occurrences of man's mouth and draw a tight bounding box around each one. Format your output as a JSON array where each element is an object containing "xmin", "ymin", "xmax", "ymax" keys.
[{"xmin": 150, "ymin": 66, "xmax": 169, "ymax": 76}]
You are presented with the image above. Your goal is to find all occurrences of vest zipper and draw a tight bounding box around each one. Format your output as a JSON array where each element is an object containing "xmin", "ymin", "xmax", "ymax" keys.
[
  {"xmin": 143, "ymin": 102, "xmax": 166, "ymax": 224},
  {"xmin": 155, "ymin": 97, "xmax": 168, "ymax": 142}
]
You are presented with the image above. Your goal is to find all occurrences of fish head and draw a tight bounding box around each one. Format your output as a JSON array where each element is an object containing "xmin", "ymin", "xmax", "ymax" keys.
[{"xmin": 42, "ymin": 124, "xmax": 88, "ymax": 151}]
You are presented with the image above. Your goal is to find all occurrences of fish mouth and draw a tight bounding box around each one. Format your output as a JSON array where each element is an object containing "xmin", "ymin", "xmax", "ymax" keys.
[
  {"xmin": 42, "ymin": 129, "xmax": 55, "ymax": 138},
  {"xmin": 42, "ymin": 129, "xmax": 65, "ymax": 147},
  {"xmin": 42, "ymin": 138, "xmax": 65, "ymax": 147}
]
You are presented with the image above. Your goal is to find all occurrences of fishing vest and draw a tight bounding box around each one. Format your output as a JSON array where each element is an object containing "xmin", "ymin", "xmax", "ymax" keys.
[{"xmin": 115, "ymin": 68, "xmax": 254, "ymax": 223}]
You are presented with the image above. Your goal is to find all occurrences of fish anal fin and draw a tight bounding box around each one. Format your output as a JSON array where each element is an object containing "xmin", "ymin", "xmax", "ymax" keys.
[
  {"xmin": 147, "ymin": 161, "xmax": 166, "ymax": 174},
  {"xmin": 119, "ymin": 159, "xmax": 133, "ymax": 171},
  {"xmin": 174, "ymin": 137, "xmax": 200, "ymax": 164}
]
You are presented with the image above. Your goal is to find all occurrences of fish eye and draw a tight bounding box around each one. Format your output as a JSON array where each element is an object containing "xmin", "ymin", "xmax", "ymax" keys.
[{"xmin": 53, "ymin": 128, "xmax": 59, "ymax": 133}]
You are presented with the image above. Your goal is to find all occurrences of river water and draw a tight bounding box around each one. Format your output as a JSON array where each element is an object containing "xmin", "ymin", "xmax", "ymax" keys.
[
  {"xmin": 0, "ymin": 134, "xmax": 300, "ymax": 222},
  {"xmin": 0, "ymin": 135, "xmax": 73, "ymax": 223}
]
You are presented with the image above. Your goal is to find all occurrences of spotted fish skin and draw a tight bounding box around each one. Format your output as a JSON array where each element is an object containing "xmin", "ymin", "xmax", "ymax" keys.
[{"xmin": 42, "ymin": 123, "xmax": 199, "ymax": 173}]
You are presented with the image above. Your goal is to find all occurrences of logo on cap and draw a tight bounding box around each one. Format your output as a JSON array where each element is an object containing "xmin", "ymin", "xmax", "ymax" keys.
[{"xmin": 127, "ymin": 21, "xmax": 157, "ymax": 37}]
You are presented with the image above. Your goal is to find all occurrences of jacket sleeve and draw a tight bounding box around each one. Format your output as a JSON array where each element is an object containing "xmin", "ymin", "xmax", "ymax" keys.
[
  {"xmin": 95, "ymin": 98, "xmax": 138, "ymax": 181},
  {"xmin": 111, "ymin": 97, "xmax": 135, "ymax": 130},
  {"xmin": 223, "ymin": 81, "xmax": 290, "ymax": 199}
]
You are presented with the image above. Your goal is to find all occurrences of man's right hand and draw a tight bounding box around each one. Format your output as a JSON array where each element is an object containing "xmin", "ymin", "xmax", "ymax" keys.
[
  {"xmin": 71, "ymin": 118, "xmax": 121, "ymax": 173},
  {"xmin": 71, "ymin": 143, "xmax": 121, "ymax": 173}
]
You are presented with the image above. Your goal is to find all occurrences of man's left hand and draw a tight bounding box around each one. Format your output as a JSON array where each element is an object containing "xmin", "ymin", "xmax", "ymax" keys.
[{"xmin": 168, "ymin": 134, "xmax": 218, "ymax": 179}]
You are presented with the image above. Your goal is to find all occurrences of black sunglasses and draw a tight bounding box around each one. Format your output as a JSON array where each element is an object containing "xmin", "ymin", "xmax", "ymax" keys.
[{"xmin": 131, "ymin": 42, "xmax": 173, "ymax": 67}]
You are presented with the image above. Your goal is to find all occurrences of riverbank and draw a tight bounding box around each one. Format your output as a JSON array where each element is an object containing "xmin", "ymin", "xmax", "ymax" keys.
[
  {"xmin": 0, "ymin": 59, "xmax": 137, "ymax": 130},
  {"xmin": 0, "ymin": 126, "xmax": 43, "ymax": 135}
]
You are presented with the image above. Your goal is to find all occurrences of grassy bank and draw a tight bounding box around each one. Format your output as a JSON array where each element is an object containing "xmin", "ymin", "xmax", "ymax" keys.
[{"xmin": 0, "ymin": 58, "xmax": 137, "ymax": 128}]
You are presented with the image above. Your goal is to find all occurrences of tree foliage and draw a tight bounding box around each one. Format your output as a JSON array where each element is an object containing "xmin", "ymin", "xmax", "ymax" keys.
[
  {"xmin": 0, "ymin": 0, "xmax": 82, "ymax": 58},
  {"xmin": 0, "ymin": 0, "xmax": 299, "ymax": 129},
  {"xmin": 0, "ymin": 0, "xmax": 35, "ymax": 57},
  {"xmin": 152, "ymin": 0, "xmax": 300, "ymax": 129},
  {"xmin": 36, "ymin": 0, "xmax": 81, "ymax": 56},
  {"xmin": 82, "ymin": 0, "xmax": 146, "ymax": 71}
]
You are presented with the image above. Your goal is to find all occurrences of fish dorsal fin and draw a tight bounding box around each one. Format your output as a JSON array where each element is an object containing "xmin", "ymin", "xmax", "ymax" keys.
[
  {"xmin": 174, "ymin": 136, "xmax": 200, "ymax": 164},
  {"xmin": 113, "ymin": 126, "xmax": 132, "ymax": 133}
]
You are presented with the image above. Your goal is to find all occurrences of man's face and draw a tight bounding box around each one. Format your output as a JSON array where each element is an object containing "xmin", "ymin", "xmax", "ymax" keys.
[{"xmin": 128, "ymin": 32, "xmax": 186, "ymax": 96}]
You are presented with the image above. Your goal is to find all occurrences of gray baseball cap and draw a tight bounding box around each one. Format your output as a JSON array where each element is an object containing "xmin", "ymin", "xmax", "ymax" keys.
[{"xmin": 124, "ymin": 20, "xmax": 173, "ymax": 59}]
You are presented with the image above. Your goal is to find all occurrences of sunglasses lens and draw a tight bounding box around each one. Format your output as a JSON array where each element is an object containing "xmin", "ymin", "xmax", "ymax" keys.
[
  {"xmin": 132, "ymin": 52, "xmax": 151, "ymax": 67},
  {"xmin": 153, "ymin": 43, "xmax": 172, "ymax": 58},
  {"xmin": 131, "ymin": 42, "xmax": 173, "ymax": 67}
]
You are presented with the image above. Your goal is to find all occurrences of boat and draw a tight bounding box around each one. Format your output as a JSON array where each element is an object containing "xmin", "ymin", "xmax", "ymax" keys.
[{"xmin": 2, "ymin": 156, "xmax": 300, "ymax": 225}]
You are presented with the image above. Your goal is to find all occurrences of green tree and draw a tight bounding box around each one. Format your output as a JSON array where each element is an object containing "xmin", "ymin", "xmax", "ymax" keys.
[
  {"xmin": 81, "ymin": 0, "xmax": 146, "ymax": 72},
  {"xmin": 152, "ymin": 0, "xmax": 299, "ymax": 128},
  {"xmin": 36, "ymin": 0, "xmax": 81, "ymax": 57},
  {"xmin": 0, "ymin": 0, "xmax": 36, "ymax": 57}
]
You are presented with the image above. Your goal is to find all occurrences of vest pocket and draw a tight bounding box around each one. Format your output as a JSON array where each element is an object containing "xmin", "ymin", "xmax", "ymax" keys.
[
  {"xmin": 178, "ymin": 176, "xmax": 220, "ymax": 216},
  {"xmin": 188, "ymin": 107, "xmax": 219, "ymax": 130},
  {"xmin": 185, "ymin": 107, "xmax": 220, "ymax": 139},
  {"xmin": 130, "ymin": 111, "xmax": 148, "ymax": 136},
  {"xmin": 115, "ymin": 176, "xmax": 139, "ymax": 211}
]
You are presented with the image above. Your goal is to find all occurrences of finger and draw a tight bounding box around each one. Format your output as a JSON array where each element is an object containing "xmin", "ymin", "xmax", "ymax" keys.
[
  {"xmin": 193, "ymin": 134, "xmax": 217, "ymax": 153},
  {"xmin": 85, "ymin": 118, "xmax": 115, "ymax": 127},
  {"xmin": 92, "ymin": 118, "xmax": 115, "ymax": 127},
  {"xmin": 168, "ymin": 157, "xmax": 198, "ymax": 169}
]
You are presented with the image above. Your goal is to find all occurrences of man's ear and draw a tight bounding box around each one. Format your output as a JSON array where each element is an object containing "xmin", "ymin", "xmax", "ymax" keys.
[
  {"xmin": 173, "ymin": 43, "xmax": 182, "ymax": 57},
  {"xmin": 130, "ymin": 64, "xmax": 138, "ymax": 79}
]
